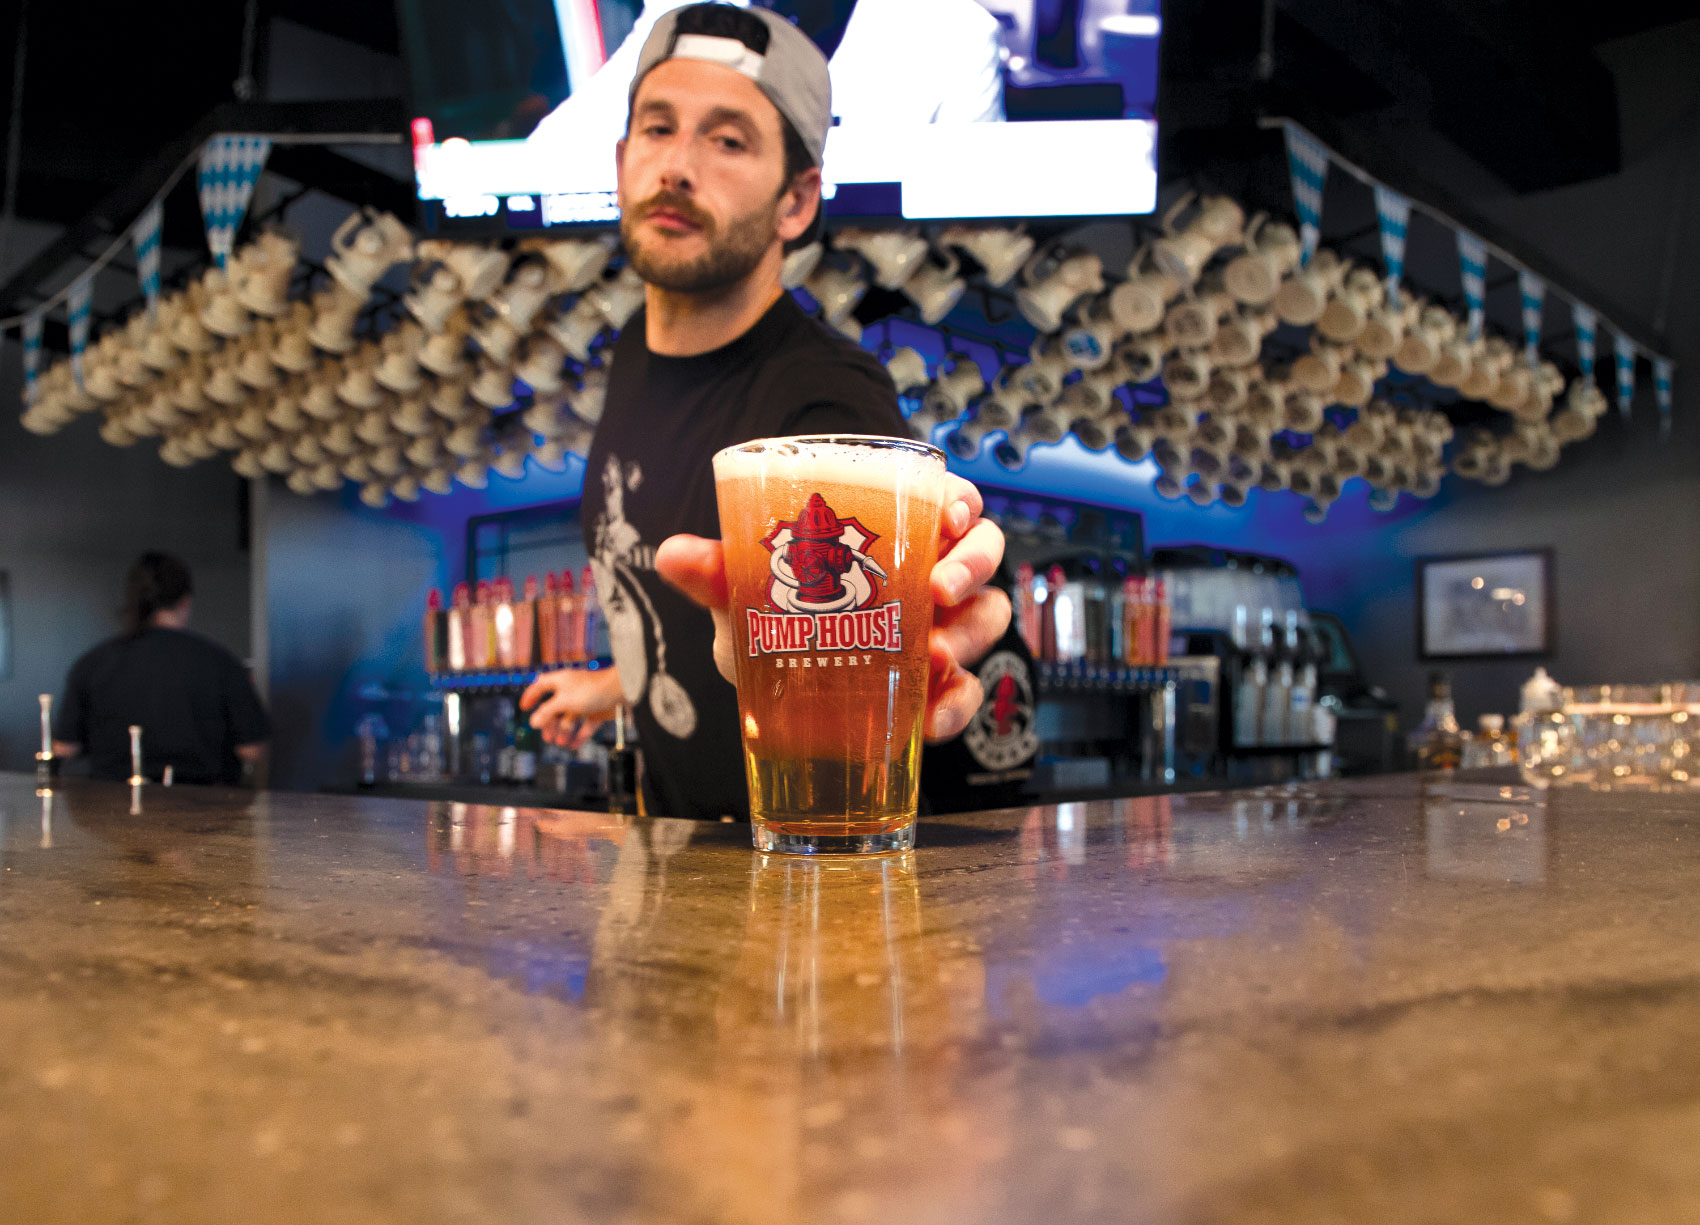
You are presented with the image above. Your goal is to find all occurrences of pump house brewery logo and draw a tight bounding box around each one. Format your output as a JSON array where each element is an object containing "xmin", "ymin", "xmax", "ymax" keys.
[{"xmin": 747, "ymin": 492, "xmax": 904, "ymax": 659}]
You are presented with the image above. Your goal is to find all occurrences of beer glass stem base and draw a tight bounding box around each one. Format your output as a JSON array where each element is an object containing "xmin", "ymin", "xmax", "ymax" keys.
[{"xmin": 752, "ymin": 822, "xmax": 917, "ymax": 855}]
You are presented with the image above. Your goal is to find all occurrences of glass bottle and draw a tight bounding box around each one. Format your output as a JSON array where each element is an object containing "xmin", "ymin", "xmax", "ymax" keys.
[{"xmin": 1412, "ymin": 670, "xmax": 1464, "ymax": 771}]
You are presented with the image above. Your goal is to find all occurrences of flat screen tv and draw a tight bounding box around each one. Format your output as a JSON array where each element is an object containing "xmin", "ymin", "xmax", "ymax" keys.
[{"xmin": 399, "ymin": 0, "xmax": 1160, "ymax": 233}]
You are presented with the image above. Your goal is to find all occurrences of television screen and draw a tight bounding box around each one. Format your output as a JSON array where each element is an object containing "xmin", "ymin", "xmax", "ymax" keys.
[{"xmin": 400, "ymin": 0, "xmax": 1160, "ymax": 233}]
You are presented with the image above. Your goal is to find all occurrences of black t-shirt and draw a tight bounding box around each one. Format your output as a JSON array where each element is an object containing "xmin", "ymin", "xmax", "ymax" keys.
[
  {"xmin": 54, "ymin": 627, "xmax": 272, "ymax": 785},
  {"xmin": 582, "ymin": 292, "xmax": 907, "ymax": 819}
]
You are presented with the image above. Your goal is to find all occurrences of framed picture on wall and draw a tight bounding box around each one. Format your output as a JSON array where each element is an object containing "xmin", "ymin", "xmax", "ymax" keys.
[{"xmin": 1416, "ymin": 549, "xmax": 1553, "ymax": 659}]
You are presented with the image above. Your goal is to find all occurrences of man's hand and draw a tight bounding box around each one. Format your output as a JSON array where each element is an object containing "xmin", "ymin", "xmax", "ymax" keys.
[
  {"xmin": 654, "ymin": 473, "xmax": 1009, "ymax": 744},
  {"xmin": 520, "ymin": 666, "xmax": 625, "ymax": 749}
]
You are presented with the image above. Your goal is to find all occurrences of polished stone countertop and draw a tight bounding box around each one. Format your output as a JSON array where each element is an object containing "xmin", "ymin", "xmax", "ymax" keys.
[{"xmin": 3, "ymin": 771, "xmax": 1699, "ymax": 1224}]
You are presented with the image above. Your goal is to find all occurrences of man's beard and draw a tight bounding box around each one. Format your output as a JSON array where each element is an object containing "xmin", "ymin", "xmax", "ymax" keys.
[{"xmin": 621, "ymin": 189, "xmax": 779, "ymax": 294}]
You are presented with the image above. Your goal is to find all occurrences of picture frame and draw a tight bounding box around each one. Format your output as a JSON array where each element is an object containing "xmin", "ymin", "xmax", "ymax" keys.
[{"xmin": 1416, "ymin": 549, "xmax": 1553, "ymax": 660}]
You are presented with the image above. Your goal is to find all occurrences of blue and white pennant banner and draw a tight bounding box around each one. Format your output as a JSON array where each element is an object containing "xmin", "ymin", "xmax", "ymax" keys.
[
  {"xmin": 1456, "ymin": 232, "xmax": 1487, "ymax": 342},
  {"xmin": 67, "ymin": 274, "xmax": 93, "ymax": 390},
  {"xmin": 1518, "ymin": 271, "xmax": 1545, "ymax": 368},
  {"xmin": 132, "ymin": 201, "xmax": 163, "ymax": 317},
  {"xmin": 197, "ymin": 135, "xmax": 272, "ymax": 268},
  {"xmin": 1654, "ymin": 357, "xmax": 1673, "ymax": 440},
  {"xmin": 1372, "ymin": 185, "xmax": 1411, "ymax": 306},
  {"xmin": 21, "ymin": 313, "xmax": 43, "ymax": 406},
  {"xmin": 1282, "ymin": 125, "xmax": 1329, "ymax": 266},
  {"xmin": 1613, "ymin": 333, "xmax": 1636, "ymax": 420},
  {"xmin": 1572, "ymin": 304, "xmax": 1597, "ymax": 377}
]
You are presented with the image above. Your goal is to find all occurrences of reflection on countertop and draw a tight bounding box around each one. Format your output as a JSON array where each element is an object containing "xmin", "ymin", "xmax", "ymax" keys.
[{"xmin": 3, "ymin": 771, "xmax": 1700, "ymax": 1223}]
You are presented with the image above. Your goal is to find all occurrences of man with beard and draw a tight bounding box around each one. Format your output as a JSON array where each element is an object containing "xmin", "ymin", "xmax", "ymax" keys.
[{"xmin": 520, "ymin": 2, "xmax": 1009, "ymax": 821}]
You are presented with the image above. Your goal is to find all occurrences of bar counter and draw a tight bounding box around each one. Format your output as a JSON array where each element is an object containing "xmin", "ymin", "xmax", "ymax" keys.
[{"xmin": 4, "ymin": 771, "xmax": 1699, "ymax": 1224}]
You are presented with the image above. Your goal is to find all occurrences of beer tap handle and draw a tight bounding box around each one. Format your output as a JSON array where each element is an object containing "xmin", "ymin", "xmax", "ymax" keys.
[
  {"xmin": 128, "ymin": 725, "xmax": 146, "ymax": 786},
  {"xmin": 35, "ymin": 694, "xmax": 55, "ymax": 784}
]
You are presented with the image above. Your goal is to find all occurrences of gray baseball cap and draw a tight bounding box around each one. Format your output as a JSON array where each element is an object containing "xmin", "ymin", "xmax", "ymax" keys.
[{"xmin": 629, "ymin": 3, "xmax": 833, "ymax": 167}]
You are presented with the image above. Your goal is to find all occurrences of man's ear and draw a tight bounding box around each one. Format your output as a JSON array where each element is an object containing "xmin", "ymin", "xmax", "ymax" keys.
[
  {"xmin": 777, "ymin": 166, "xmax": 822, "ymax": 244},
  {"xmin": 615, "ymin": 135, "xmax": 627, "ymax": 182}
]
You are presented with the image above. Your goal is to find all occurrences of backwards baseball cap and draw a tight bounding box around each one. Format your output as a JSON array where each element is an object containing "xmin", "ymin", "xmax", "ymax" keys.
[{"xmin": 629, "ymin": 3, "xmax": 834, "ymax": 167}]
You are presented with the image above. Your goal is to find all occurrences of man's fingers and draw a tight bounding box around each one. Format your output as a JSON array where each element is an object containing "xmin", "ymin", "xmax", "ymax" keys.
[
  {"xmin": 655, "ymin": 534, "xmax": 729, "ymax": 610},
  {"xmin": 931, "ymin": 518, "xmax": 1005, "ymax": 606},
  {"xmin": 925, "ymin": 664, "xmax": 983, "ymax": 742},
  {"xmin": 930, "ymin": 587, "xmax": 1011, "ymax": 671},
  {"xmin": 519, "ymin": 675, "xmax": 554, "ymax": 711},
  {"xmin": 939, "ymin": 474, "xmax": 985, "ymax": 541},
  {"xmin": 568, "ymin": 718, "xmax": 604, "ymax": 750}
]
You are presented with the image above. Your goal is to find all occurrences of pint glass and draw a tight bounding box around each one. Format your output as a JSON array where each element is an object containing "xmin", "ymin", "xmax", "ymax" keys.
[{"xmin": 713, "ymin": 435, "xmax": 949, "ymax": 853}]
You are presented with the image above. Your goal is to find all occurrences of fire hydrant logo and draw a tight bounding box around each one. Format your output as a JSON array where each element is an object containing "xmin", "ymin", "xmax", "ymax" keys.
[
  {"xmin": 746, "ymin": 493, "xmax": 904, "ymax": 660},
  {"xmin": 763, "ymin": 493, "xmax": 887, "ymax": 613}
]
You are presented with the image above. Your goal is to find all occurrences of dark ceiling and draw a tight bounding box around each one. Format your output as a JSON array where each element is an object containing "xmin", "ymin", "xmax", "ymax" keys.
[{"xmin": 0, "ymin": 0, "xmax": 1691, "ymax": 235}]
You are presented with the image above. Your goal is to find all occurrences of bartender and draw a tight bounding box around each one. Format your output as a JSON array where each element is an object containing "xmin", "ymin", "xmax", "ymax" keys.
[
  {"xmin": 522, "ymin": 2, "xmax": 1009, "ymax": 819},
  {"xmin": 52, "ymin": 552, "xmax": 270, "ymax": 785}
]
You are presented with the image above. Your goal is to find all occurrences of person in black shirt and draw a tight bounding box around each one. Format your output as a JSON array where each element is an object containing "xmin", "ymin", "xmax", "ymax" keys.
[
  {"xmin": 521, "ymin": 3, "xmax": 1010, "ymax": 819},
  {"xmin": 52, "ymin": 552, "xmax": 271, "ymax": 786}
]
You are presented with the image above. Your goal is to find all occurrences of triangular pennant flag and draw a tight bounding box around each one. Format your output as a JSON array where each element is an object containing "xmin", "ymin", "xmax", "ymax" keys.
[
  {"xmin": 1613, "ymin": 333, "xmax": 1636, "ymax": 420},
  {"xmin": 21, "ymin": 313, "xmax": 43, "ymax": 407},
  {"xmin": 197, "ymin": 134, "xmax": 272, "ymax": 268},
  {"xmin": 1372, "ymin": 185, "xmax": 1411, "ymax": 306},
  {"xmin": 1572, "ymin": 304, "xmax": 1597, "ymax": 378},
  {"xmin": 1654, "ymin": 357, "xmax": 1674, "ymax": 441},
  {"xmin": 1282, "ymin": 124, "xmax": 1329, "ymax": 266},
  {"xmin": 1518, "ymin": 270, "xmax": 1545, "ymax": 368},
  {"xmin": 132, "ymin": 201, "xmax": 164, "ymax": 318},
  {"xmin": 67, "ymin": 274, "xmax": 93, "ymax": 390},
  {"xmin": 1456, "ymin": 232, "xmax": 1487, "ymax": 342}
]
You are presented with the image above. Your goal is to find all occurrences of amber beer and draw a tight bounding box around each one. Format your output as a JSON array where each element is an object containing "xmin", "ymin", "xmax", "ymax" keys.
[{"xmin": 714, "ymin": 435, "xmax": 948, "ymax": 853}]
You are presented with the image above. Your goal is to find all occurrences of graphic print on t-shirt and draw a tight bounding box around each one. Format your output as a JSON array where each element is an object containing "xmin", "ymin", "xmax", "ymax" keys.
[
  {"xmin": 962, "ymin": 649, "xmax": 1040, "ymax": 771},
  {"xmin": 590, "ymin": 453, "xmax": 698, "ymax": 740}
]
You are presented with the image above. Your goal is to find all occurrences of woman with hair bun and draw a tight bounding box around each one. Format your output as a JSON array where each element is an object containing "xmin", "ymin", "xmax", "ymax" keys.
[{"xmin": 51, "ymin": 552, "xmax": 271, "ymax": 785}]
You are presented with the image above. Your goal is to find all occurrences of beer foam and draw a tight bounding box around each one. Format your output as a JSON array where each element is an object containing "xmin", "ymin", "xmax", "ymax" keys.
[{"xmin": 713, "ymin": 435, "xmax": 947, "ymax": 498}]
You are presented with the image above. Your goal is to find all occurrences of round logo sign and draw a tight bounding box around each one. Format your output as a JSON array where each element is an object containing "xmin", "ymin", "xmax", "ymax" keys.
[{"xmin": 962, "ymin": 649, "xmax": 1040, "ymax": 772}]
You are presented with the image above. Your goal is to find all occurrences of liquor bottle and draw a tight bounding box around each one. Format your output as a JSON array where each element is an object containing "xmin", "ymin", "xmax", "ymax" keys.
[
  {"xmin": 538, "ymin": 572, "xmax": 559, "ymax": 666},
  {"xmin": 1151, "ymin": 577, "xmax": 1171, "ymax": 665},
  {"xmin": 447, "ymin": 582, "xmax": 471, "ymax": 673},
  {"xmin": 1107, "ymin": 563, "xmax": 1127, "ymax": 666},
  {"xmin": 1081, "ymin": 558, "xmax": 1108, "ymax": 665},
  {"xmin": 580, "ymin": 565, "xmax": 602, "ymax": 660},
  {"xmin": 606, "ymin": 706, "xmax": 636, "ymax": 814},
  {"xmin": 1122, "ymin": 576, "xmax": 1145, "ymax": 665},
  {"xmin": 515, "ymin": 576, "xmax": 538, "ymax": 670},
  {"xmin": 511, "ymin": 709, "xmax": 541, "ymax": 784},
  {"xmin": 1412, "ymin": 670, "xmax": 1464, "ymax": 771},
  {"xmin": 494, "ymin": 698, "xmax": 518, "ymax": 782},
  {"xmin": 424, "ymin": 588, "xmax": 445, "ymax": 675},
  {"xmin": 471, "ymin": 581, "xmax": 496, "ymax": 671}
]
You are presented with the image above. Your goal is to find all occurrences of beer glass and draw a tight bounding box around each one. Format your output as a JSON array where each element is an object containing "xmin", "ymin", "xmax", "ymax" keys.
[{"xmin": 713, "ymin": 435, "xmax": 949, "ymax": 853}]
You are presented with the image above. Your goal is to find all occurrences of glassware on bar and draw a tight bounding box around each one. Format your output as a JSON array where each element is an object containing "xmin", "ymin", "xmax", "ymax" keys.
[{"xmin": 714, "ymin": 434, "xmax": 948, "ymax": 854}]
